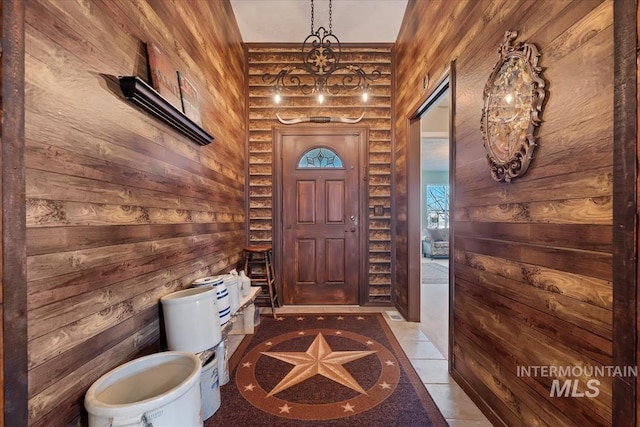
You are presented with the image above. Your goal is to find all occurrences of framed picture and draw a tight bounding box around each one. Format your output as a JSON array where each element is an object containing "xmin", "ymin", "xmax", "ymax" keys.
[
  {"xmin": 177, "ymin": 71, "xmax": 202, "ymax": 126},
  {"xmin": 146, "ymin": 42, "xmax": 182, "ymax": 110}
]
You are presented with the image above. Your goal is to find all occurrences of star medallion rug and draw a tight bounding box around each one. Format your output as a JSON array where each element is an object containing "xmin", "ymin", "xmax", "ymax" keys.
[{"xmin": 205, "ymin": 313, "xmax": 448, "ymax": 426}]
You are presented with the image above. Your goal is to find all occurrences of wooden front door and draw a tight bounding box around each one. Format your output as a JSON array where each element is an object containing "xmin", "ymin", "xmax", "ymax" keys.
[{"xmin": 279, "ymin": 128, "xmax": 364, "ymax": 305}]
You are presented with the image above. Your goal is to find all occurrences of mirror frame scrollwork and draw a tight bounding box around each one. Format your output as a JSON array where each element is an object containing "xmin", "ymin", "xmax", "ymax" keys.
[{"xmin": 480, "ymin": 31, "xmax": 547, "ymax": 182}]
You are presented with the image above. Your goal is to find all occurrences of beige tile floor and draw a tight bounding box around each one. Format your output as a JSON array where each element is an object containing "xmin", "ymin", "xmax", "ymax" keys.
[
  {"xmin": 418, "ymin": 258, "xmax": 492, "ymax": 425},
  {"xmin": 226, "ymin": 298, "xmax": 493, "ymax": 426}
]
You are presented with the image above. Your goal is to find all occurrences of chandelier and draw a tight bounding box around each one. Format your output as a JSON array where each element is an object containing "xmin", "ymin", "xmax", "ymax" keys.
[{"xmin": 262, "ymin": 0, "xmax": 381, "ymax": 104}]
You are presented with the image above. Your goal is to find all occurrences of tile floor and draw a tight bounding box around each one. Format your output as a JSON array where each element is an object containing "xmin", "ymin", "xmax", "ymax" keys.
[{"xmin": 226, "ymin": 299, "xmax": 493, "ymax": 426}]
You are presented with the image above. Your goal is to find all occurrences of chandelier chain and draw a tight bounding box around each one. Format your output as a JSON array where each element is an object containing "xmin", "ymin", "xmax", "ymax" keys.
[
  {"xmin": 311, "ymin": 0, "xmax": 333, "ymax": 34},
  {"xmin": 262, "ymin": 0, "xmax": 381, "ymax": 101},
  {"xmin": 310, "ymin": 0, "xmax": 314, "ymax": 34}
]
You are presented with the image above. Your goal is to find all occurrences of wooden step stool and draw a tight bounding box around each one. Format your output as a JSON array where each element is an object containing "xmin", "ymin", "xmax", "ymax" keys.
[{"xmin": 243, "ymin": 245, "xmax": 278, "ymax": 318}]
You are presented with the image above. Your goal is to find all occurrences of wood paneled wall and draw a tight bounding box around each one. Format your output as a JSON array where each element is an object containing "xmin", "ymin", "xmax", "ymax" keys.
[
  {"xmin": 612, "ymin": 0, "xmax": 639, "ymax": 423},
  {"xmin": 396, "ymin": 0, "xmax": 613, "ymax": 425},
  {"xmin": 3, "ymin": 0, "xmax": 28, "ymax": 424},
  {"xmin": 24, "ymin": 1, "xmax": 245, "ymax": 425},
  {"xmin": 0, "ymin": 0, "xmax": 3, "ymax": 413},
  {"xmin": 246, "ymin": 44, "xmax": 394, "ymax": 303}
]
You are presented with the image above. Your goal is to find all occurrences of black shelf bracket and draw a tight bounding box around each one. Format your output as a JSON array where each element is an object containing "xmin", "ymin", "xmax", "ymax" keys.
[{"xmin": 119, "ymin": 76, "xmax": 214, "ymax": 146}]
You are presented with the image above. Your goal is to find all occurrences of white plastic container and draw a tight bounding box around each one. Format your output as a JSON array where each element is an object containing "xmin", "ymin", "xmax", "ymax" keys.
[
  {"xmin": 216, "ymin": 339, "xmax": 230, "ymax": 386},
  {"xmin": 253, "ymin": 301, "xmax": 261, "ymax": 327},
  {"xmin": 161, "ymin": 287, "xmax": 221, "ymax": 353},
  {"xmin": 239, "ymin": 270, "xmax": 251, "ymax": 297},
  {"xmin": 222, "ymin": 274, "xmax": 240, "ymax": 313},
  {"xmin": 200, "ymin": 352, "xmax": 221, "ymax": 420},
  {"xmin": 192, "ymin": 275, "xmax": 224, "ymax": 289},
  {"xmin": 215, "ymin": 280, "xmax": 231, "ymax": 326},
  {"xmin": 244, "ymin": 303, "xmax": 256, "ymax": 334},
  {"xmin": 192, "ymin": 275, "xmax": 229, "ymax": 325},
  {"xmin": 84, "ymin": 351, "xmax": 202, "ymax": 427},
  {"xmin": 230, "ymin": 304, "xmax": 256, "ymax": 335}
]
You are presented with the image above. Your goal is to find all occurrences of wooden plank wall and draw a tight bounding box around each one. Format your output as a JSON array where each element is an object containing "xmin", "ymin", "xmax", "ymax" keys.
[
  {"xmin": 612, "ymin": 0, "xmax": 638, "ymax": 423},
  {"xmin": 246, "ymin": 44, "xmax": 393, "ymax": 304},
  {"xmin": 637, "ymin": 2, "xmax": 640, "ymax": 418},
  {"xmin": 1, "ymin": 0, "xmax": 4, "ymax": 420},
  {"xmin": 395, "ymin": 0, "xmax": 613, "ymax": 425},
  {"xmin": 0, "ymin": 3, "xmax": 2, "ymax": 414},
  {"xmin": 637, "ymin": 1, "xmax": 640, "ymax": 417},
  {"xmin": 24, "ymin": 1, "xmax": 245, "ymax": 425},
  {"xmin": 3, "ymin": 0, "xmax": 28, "ymax": 424},
  {"xmin": 0, "ymin": 0, "xmax": 27, "ymax": 425}
]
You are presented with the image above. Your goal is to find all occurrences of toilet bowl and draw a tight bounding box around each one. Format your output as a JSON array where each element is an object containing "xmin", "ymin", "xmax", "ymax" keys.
[{"xmin": 84, "ymin": 351, "xmax": 202, "ymax": 427}]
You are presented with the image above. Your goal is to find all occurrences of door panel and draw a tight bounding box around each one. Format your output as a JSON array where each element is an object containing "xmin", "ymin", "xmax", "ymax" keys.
[
  {"xmin": 297, "ymin": 181, "xmax": 316, "ymax": 223},
  {"xmin": 282, "ymin": 132, "xmax": 361, "ymax": 305},
  {"xmin": 296, "ymin": 239, "xmax": 316, "ymax": 282},
  {"xmin": 326, "ymin": 239, "xmax": 345, "ymax": 282},
  {"xmin": 326, "ymin": 181, "xmax": 345, "ymax": 223}
]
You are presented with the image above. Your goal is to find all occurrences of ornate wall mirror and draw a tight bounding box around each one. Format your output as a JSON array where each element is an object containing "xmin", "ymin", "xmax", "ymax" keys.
[{"xmin": 480, "ymin": 31, "xmax": 546, "ymax": 182}]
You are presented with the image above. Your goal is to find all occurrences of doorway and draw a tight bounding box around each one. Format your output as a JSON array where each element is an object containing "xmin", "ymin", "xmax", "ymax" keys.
[
  {"xmin": 273, "ymin": 126, "xmax": 368, "ymax": 305},
  {"xmin": 418, "ymin": 88, "xmax": 451, "ymax": 358},
  {"xmin": 405, "ymin": 70, "xmax": 453, "ymax": 359}
]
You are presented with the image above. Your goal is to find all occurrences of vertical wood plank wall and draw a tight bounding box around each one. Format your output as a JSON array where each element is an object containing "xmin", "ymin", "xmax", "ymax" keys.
[
  {"xmin": 246, "ymin": 44, "xmax": 393, "ymax": 304},
  {"xmin": 612, "ymin": 0, "xmax": 638, "ymax": 423},
  {"xmin": 3, "ymin": 0, "xmax": 28, "ymax": 424},
  {"xmin": 636, "ymin": 1, "xmax": 640, "ymax": 417},
  {"xmin": 1, "ymin": 1, "xmax": 5, "ymax": 420},
  {"xmin": 637, "ymin": 2, "xmax": 640, "ymax": 418},
  {"xmin": 24, "ymin": 1, "xmax": 245, "ymax": 425},
  {"xmin": 395, "ymin": 0, "xmax": 613, "ymax": 425}
]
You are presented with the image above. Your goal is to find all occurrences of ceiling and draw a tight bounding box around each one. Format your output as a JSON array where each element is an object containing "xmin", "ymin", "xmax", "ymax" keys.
[
  {"xmin": 230, "ymin": 0, "xmax": 448, "ymax": 173},
  {"xmin": 421, "ymin": 95, "xmax": 450, "ymax": 172},
  {"xmin": 229, "ymin": 0, "xmax": 408, "ymax": 43}
]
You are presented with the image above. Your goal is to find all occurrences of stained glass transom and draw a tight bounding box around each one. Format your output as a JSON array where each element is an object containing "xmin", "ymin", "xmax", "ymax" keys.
[{"xmin": 297, "ymin": 147, "xmax": 343, "ymax": 168}]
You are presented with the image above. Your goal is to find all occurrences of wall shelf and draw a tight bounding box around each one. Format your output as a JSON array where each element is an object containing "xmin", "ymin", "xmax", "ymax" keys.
[{"xmin": 119, "ymin": 76, "xmax": 214, "ymax": 146}]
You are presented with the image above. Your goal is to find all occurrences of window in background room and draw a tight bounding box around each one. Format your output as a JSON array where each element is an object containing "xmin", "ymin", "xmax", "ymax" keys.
[{"xmin": 425, "ymin": 185, "xmax": 449, "ymax": 229}]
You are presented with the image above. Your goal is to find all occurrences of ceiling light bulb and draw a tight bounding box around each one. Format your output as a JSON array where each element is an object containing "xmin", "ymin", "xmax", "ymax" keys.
[
  {"xmin": 274, "ymin": 93, "xmax": 281, "ymax": 104},
  {"xmin": 362, "ymin": 92, "xmax": 369, "ymax": 102},
  {"xmin": 318, "ymin": 93, "xmax": 324, "ymax": 103}
]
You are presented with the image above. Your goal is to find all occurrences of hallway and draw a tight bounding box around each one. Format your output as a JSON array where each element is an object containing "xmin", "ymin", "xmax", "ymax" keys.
[
  {"xmin": 414, "ymin": 257, "xmax": 490, "ymax": 425},
  {"xmin": 419, "ymin": 258, "xmax": 450, "ymax": 358}
]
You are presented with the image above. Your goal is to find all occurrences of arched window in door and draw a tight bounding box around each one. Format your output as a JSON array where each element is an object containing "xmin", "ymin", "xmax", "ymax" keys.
[{"xmin": 297, "ymin": 147, "xmax": 344, "ymax": 169}]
